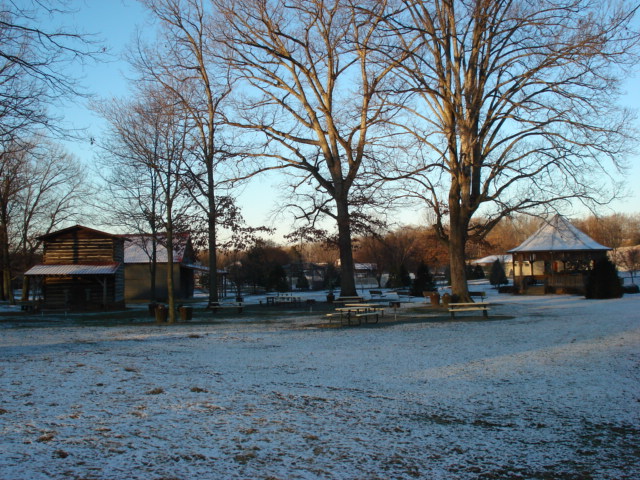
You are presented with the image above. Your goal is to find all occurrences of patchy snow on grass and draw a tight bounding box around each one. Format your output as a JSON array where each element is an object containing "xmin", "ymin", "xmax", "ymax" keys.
[{"xmin": 1, "ymin": 288, "xmax": 639, "ymax": 479}]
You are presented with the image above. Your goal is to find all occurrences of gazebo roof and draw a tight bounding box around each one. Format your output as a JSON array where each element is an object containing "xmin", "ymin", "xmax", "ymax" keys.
[{"xmin": 508, "ymin": 215, "xmax": 610, "ymax": 253}]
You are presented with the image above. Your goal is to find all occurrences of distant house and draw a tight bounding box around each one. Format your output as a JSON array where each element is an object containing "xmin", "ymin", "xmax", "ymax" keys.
[
  {"xmin": 123, "ymin": 233, "xmax": 200, "ymax": 302},
  {"xmin": 508, "ymin": 215, "xmax": 610, "ymax": 295},
  {"xmin": 284, "ymin": 262, "xmax": 329, "ymax": 290},
  {"xmin": 471, "ymin": 254, "xmax": 514, "ymax": 277},
  {"xmin": 24, "ymin": 225, "xmax": 126, "ymax": 310}
]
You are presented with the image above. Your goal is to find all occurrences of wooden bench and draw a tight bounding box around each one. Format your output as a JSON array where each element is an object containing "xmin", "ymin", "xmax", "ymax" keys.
[
  {"xmin": 394, "ymin": 290, "xmax": 411, "ymax": 297},
  {"xmin": 345, "ymin": 304, "xmax": 385, "ymax": 322},
  {"xmin": 354, "ymin": 308, "xmax": 384, "ymax": 324},
  {"xmin": 212, "ymin": 302, "xmax": 244, "ymax": 314},
  {"xmin": 19, "ymin": 301, "xmax": 40, "ymax": 312},
  {"xmin": 448, "ymin": 302, "xmax": 489, "ymax": 318},
  {"xmin": 326, "ymin": 311, "xmax": 357, "ymax": 325},
  {"xmin": 335, "ymin": 296, "xmax": 364, "ymax": 303},
  {"xmin": 469, "ymin": 291, "xmax": 486, "ymax": 301}
]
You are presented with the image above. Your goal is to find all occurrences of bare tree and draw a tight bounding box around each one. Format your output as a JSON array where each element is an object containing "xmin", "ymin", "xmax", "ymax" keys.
[
  {"xmin": 0, "ymin": 138, "xmax": 86, "ymax": 302},
  {"xmin": 355, "ymin": 234, "xmax": 391, "ymax": 288},
  {"xmin": 213, "ymin": 0, "xmax": 402, "ymax": 297},
  {"xmin": 384, "ymin": 0, "xmax": 639, "ymax": 300},
  {"xmin": 0, "ymin": 0, "xmax": 101, "ymax": 140},
  {"xmin": 612, "ymin": 246, "xmax": 640, "ymax": 284},
  {"xmin": 0, "ymin": 141, "xmax": 25, "ymax": 301},
  {"xmin": 97, "ymin": 85, "xmax": 197, "ymax": 322},
  {"xmin": 93, "ymin": 110, "xmax": 165, "ymax": 302},
  {"xmin": 575, "ymin": 213, "xmax": 638, "ymax": 250},
  {"xmin": 132, "ymin": 0, "xmax": 237, "ymax": 307},
  {"xmin": 15, "ymin": 142, "xmax": 86, "ymax": 300}
]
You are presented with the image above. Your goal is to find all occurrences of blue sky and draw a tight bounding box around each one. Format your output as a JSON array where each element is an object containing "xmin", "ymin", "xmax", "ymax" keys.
[{"xmin": 57, "ymin": 0, "xmax": 640, "ymax": 234}]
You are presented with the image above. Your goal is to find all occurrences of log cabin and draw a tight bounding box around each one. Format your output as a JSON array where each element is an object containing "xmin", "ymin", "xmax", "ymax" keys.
[{"xmin": 24, "ymin": 225, "xmax": 126, "ymax": 310}]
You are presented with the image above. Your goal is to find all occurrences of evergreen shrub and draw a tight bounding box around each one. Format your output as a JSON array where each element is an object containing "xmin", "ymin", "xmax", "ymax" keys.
[{"xmin": 585, "ymin": 257, "xmax": 623, "ymax": 299}]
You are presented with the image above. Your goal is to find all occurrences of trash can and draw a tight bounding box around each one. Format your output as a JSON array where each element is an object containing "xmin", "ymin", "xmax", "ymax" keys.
[
  {"xmin": 154, "ymin": 304, "xmax": 167, "ymax": 323},
  {"xmin": 179, "ymin": 306, "xmax": 193, "ymax": 321},
  {"xmin": 429, "ymin": 292, "xmax": 440, "ymax": 306},
  {"xmin": 441, "ymin": 293, "xmax": 452, "ymax": 307}
]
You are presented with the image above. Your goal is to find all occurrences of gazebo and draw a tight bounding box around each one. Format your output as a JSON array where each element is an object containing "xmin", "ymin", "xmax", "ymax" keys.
[{"xmin": 508, "ymin": 215, "xmax": 610, "ymax": 295}]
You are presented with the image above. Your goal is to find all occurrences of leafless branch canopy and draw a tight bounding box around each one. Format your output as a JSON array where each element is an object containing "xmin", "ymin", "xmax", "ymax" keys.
[
  {"xmin": 381, "ymin": 0, "xmax": 639, "ymax": 244},
  {"xmin": 0, "ymin": 0, "xmax": 102, "ymax": 139}
]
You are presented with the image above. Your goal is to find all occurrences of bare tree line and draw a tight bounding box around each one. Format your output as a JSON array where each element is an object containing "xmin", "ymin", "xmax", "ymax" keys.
[
  {"xmin": 1, "ymin": 0, "xmax": 639, "ymax": 304},
  {"xmin": 201, "ymin": 211, "xmax": 640, "ymax": 296},
  {"xmin": 0, "ymin": 0, "xmax": 100, "ymax": 302}
]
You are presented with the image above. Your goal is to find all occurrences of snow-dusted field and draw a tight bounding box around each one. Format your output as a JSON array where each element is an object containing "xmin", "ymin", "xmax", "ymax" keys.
[{"xmin": 1, "ymin": 290, "xmax": 639, "ymax": 480}]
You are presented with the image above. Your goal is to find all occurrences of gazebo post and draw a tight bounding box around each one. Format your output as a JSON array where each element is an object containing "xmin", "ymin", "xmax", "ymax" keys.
[{"xmin": 530, "ymin": 254, "xmax": 535, "ymax": 277}]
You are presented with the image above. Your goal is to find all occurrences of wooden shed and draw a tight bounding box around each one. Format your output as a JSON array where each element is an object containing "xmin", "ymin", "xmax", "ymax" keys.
[
  {"xmin": 24, "ymin": 225, "xmax": 126, "ymax": 310},
  {"xmin": 123, "ymin": 233, "xmax": 198, "ymax": 302},
  {"xmin": 508, "ymin": 215, "xmax": 610, "ymax": 295}
]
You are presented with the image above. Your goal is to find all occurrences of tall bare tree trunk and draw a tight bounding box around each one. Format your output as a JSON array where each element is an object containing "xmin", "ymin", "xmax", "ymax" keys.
[
  {"xmin": 21, "ymin": 276, "xmax": 29, "ymax": 301},
  {"xmin": 207, "ymin": 177, "xmax": 219, "ymax": 307},
  {"xmin": 336, "ymin": 200, "xmax": 357, "ymax": 297},
  {"xmin": 448, "ymin": 218, "xmax": 470, "ymax": 302},
  {"xmin": 0, "ymin": 222, "xmax": 14, "ymax": 304},
  {"xmin": 166, "ymin": 230, "xmax": 176, "ymax": 323}
]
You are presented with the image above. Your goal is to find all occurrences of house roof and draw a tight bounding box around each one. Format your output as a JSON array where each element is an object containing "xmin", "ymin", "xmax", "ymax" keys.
[
  {"xmin": 123, "ymin": 233, "xmax": 191, "ymax": 264},
  {"xmin": 182, "ymin": 263, "xmax": 210, "ymax": 272},
  {"xmin": 508, "ymin": 215, "xmax": 610, "ymax": 253},
  {"xmin": 471, "ymin": 254, "xmax": 513, "ymax": 265},
  {"xmin": 25, "ymin": 263, "xmax": 121, "ymax": 276}
]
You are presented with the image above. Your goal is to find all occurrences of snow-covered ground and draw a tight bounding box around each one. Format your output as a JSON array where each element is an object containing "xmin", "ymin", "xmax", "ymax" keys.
[{"xmin": 1, "ymin": 284, "xmax": 639, "ymax": 479}]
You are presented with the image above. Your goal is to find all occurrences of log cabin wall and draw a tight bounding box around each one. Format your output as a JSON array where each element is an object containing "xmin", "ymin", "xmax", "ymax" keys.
[
  {"xmin": 43, "ymin": 230, "xmax": 119, "ymax": 264},
  {"xmin": 113, "ymin": 240, "xmax": 125, "ymax": 303},
  {"xmin": 43, "ymin": 276, "xmax": 120, "ymax": 310}
]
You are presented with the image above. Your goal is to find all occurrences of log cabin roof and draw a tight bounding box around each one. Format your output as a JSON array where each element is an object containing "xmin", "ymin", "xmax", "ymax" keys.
[
  {"xmin": 508, "ymin": 215, "xmax": 610, "ymax": 253},
  {"xmin": 25, "ymin": 263, "xmax": 121, "ymax": 276},
  {"xmin": 37, "ymin": 224, "xmax": 124, "ymax": 241}
]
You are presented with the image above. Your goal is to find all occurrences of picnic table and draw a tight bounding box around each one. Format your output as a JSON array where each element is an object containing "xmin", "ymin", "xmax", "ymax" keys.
[
  {"xmin": 265, "ymin": 294, "xmax": 303, "ymax": 306},
  {"xmin": 326, "ymin": 303, "xmax": 385, "ymax": 325}
]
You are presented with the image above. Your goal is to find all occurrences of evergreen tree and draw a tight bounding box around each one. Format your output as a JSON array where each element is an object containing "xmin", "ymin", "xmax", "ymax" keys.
[
  {"xmin": 386, "ymin": 264, "xmax": 411, "ymax": 289},
  {"xmin": 296, "ymin": 272, "xmax": 309, "ymax": 290},
  {"xmin": 267, "ymin": 265, "xmax": 289, "ymax": 292},
  {"xmin": 324, "ymin": 263, "xmax": 340, "ymax": 291},
  {"xmin": 489, "ymin": 260, "xmax": 508, "ymax": 288},
  {"xmin": 585, "ymin": 257, "xmax": 623, "ymax": 299},
  {"xmin": 411, "ymin": 262, "xmax": 435, "ymax": 296}
]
